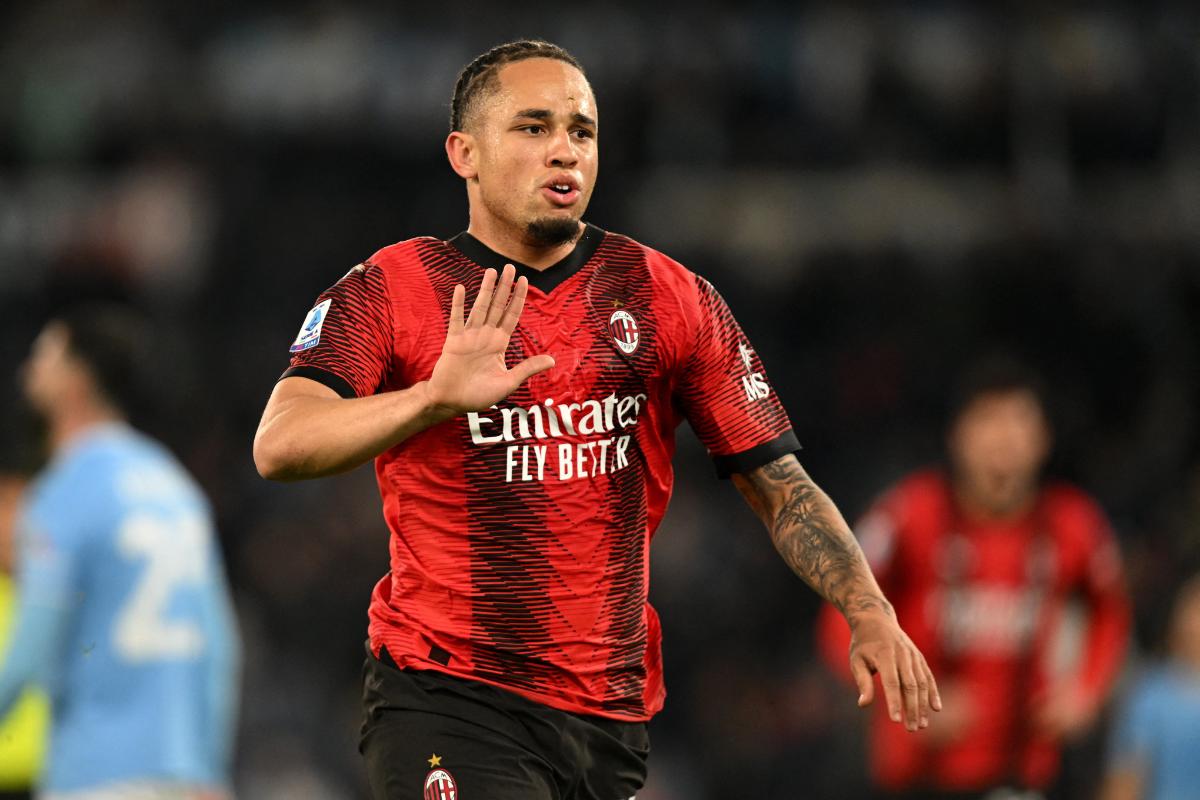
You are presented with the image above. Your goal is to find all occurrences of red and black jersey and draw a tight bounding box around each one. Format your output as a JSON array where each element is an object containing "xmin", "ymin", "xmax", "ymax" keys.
[
  {"xmin": 282, "ymin": 224, "xmax": 798, "ymax": 721},
  {"xmin": 817, "ymin": 470, "xmax": 1131, "ymax": 791}
]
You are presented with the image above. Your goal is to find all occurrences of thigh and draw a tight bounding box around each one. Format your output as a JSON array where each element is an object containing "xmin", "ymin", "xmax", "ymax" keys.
[
  {"xmin": 360, "ymin": 647, "xmax": 559, "ymax": 800},
  {"xmin": 361, "ymin": 707, "xmax": 557, "ymax": 800}
]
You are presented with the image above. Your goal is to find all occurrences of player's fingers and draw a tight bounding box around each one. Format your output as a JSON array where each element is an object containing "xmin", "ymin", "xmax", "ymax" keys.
[
  {"xmin": 486, "ymin": 264, "xmax": 516, "ymax": 327},
  {"xmin": 467, "ymin": 268, "xmax": 497, "ymax": 328},
  {"xmin": 509, "ymin": 354, "xmax": 556, "ymax": 385},
  {"xmin": 448, "ymin": 284, "xmax": 466, "ymax": 333},
  {"xmin": 922, "ymin": 652, "xmax": 942, "ymax": 713},
  {"xmin": 911, "ymin": 649, "xmax": 931, "ymax": 728},
  {"xmin": 877, "ymin": 653, "xmax": 904, "ymax": 725},
  {"xmin": 896, "ymin": 648, "xmax": 920, "ymax": 730},
  {"xmin": 500, "ymin": 275, "xmax": 529, "ymax": 334},
  {"xmin": 850, "ymin": 656, "xmax": 875, "ymax": 709}
]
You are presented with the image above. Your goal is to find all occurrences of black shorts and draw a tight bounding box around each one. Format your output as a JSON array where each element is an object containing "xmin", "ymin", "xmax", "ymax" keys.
[{"xmin": 359, "ymin": 643, "xmax": 649, "ymax": 800}]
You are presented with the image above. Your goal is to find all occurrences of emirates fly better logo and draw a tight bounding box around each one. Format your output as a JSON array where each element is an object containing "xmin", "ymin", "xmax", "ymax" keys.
[{"xmin": 609, "ymin": 309, "xmax": 639, "ymax": 354}]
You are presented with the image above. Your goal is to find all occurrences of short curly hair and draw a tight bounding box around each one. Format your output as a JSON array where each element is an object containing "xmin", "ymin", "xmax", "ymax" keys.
[{"xmin": 449, "ymin": 40, "xmax": 586, "ymax": 133}]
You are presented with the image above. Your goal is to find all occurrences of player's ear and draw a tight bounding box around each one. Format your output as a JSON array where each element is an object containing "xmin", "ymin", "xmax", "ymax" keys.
[{"xmin": 446, "ymin": 131, "xmax": 478, "ymax": 180}]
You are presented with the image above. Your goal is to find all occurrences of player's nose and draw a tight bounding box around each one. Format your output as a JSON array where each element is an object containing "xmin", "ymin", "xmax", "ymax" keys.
[{"xmin": 545, "ymin": 129, "xmax": 578, "ymax": 168}]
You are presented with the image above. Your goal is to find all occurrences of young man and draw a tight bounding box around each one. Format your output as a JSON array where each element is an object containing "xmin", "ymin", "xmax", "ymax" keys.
[
  {"xmin": 255, "ymin": 40, "xmax": 939, "ymax": 800},
  {"xmin": 819, "ymin": 359, "xmax": 1131, "ymax": 799},
  {"xmin": 0, "ymin": 308, "xmax": 240, "ymax": 799}
]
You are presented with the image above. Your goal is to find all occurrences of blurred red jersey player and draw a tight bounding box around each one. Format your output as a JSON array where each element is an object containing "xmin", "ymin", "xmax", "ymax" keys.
[{"xmin": 819, "ymin": 358, "xmax": 1131, "ymax": 799}]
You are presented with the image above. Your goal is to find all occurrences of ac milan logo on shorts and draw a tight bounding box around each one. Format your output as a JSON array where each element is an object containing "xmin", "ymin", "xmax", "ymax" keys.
[
  {"xmin": 609, "ymin": 309, "xmax": 640, "ymax": 354},
  {"xmin": 424, "ymin": 768, "xmax": 458, "ymax": 800}
]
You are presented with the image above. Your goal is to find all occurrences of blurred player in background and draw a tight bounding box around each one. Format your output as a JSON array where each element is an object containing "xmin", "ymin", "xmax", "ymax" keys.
[
  {"xmin": 255, "ymin": 39, "xmax": 939, "ymax": 800},
  {"xmin": 1101, "ymin": 573, "xmax": 1200, "ymax": 800},
  {"xmin": 820, "ymin": 358, "xmax": 1131, "ymax": 799},
  {"xmin": 0, "ymin": 307, "xmax": 241, "ymax": 800},
  {"xmin": 0, "ymin": 443, "xmax": 48, "ymax": 800}
]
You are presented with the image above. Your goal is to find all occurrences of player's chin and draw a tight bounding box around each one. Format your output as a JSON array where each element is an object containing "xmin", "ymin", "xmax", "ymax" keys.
[{"xmin": 525, "ymin": 215, "xmax": 583, "ymax": 247}]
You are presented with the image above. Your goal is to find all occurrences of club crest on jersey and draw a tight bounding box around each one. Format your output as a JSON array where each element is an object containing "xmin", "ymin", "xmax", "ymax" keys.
[
  {"xmin": 609, "ymin": 309, "xmax": 640, "ymax": 354},
  {"xmin": 424, "ymin": 768, "xmax": 458, "ymax": 800},
  {"xmin": 290, "ymin": 299, "xmax": 331, "ymax": 353}
]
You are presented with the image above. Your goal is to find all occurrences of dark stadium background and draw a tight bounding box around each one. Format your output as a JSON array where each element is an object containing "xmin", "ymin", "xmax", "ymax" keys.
[{"xmin": 1, "ymin": 3, "xmax": 1198, "ymax": 798}]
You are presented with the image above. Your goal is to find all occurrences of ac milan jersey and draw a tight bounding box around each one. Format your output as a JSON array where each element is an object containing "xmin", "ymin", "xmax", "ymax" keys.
[{"xmin": 282, "ymin": 224, "xmax": 798, "ymax": 721}]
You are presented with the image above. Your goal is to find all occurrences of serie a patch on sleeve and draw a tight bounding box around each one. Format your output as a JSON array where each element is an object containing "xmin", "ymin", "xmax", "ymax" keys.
[{"xmin": 290, "ymin": 299, "xmax": 332, "ymax": 353}]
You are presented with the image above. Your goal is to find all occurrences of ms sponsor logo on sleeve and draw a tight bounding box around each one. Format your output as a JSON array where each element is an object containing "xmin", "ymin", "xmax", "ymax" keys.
[
  {"xmin": 424, "ymin": 754, "xmax": 457, "ymax": 800},
  {"xmin": 290, "ymin": 299, "xmax": 332, "ymax": 353},
  {"xmin": 738, "ymin": 341, "xmax": 770, "ymax": 401}
]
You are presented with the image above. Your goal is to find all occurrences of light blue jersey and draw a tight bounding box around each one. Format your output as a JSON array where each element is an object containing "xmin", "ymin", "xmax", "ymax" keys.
[
  {"xmin": 0, "ymin": 423, "xmax": 239, "ymax": 793},
  {"xmin": 1108, "ymin": 664, "xmax": 1200, "ymax": 800}
]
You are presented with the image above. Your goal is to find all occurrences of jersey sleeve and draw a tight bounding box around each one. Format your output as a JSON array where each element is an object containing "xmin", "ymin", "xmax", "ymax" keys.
[
  {"xmin": 1068, "ymin": 495, "xmax": 1132, "ymax": 705},
  {"xmin": 0, "ymin": 491, "xmax": 83, "ymax": 717},
  {"xmin": 280, "ymin": 262, "xmax": 393, "ymax": 399},
  {"xmin": 674, "ymin": 276, "xmax": 799, "ymax": 477}
]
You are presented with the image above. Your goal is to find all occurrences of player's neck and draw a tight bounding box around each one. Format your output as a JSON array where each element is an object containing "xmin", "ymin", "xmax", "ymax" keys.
[
  {"xmin": 952, "ymin": 476, "xmax": 1038, "ymax": 522},
  {"xmin": 49, "ymin": 403, "xmax": 123, "ymax": 455},
  {"xmin": 466, "ymin": 218, "xmax": 582, "ymax": 271}
]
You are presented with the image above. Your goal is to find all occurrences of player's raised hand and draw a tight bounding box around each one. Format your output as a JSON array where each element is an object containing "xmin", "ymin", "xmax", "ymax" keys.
[
  {"xmin": 849, "ymin": 609, "xmax": 941, "ymax": 732},
  {"xmin": 426, "ymin": 263, "xmax": 555, "ymax": 415}
]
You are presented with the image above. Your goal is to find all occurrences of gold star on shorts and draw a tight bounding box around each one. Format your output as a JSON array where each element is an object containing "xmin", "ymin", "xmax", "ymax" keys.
[{"xmin": 427, "ymin": 753, "xmax": 442, "ymax": 767}]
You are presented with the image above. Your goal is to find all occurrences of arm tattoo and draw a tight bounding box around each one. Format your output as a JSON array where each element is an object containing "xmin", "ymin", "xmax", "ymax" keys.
[{"xmin": 735, "ymin": 456, "xmax": 892, "ymax": 622}]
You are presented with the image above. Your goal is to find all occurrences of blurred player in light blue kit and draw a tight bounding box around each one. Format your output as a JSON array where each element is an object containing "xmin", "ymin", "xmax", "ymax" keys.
[
  {"xmin": 0, "ymin": 307, "xmax": 240, "ymax": 799},
  {"xmin": 1102, "ymin": 574, "xmax": 1200, "ymax": 800}
]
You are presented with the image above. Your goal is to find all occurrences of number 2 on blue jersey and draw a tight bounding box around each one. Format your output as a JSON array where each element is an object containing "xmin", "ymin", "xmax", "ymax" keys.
[{"xmin": 113, "ymin": 510, "xmax": 210, "ymax": 662}]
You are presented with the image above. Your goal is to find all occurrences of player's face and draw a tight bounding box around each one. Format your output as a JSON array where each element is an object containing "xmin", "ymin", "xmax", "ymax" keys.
[
  {"xmin": 470, "ymin": 58, "xmax": 598, "ymax": 245},
  {"xmin": 948, "ymin": 389, "xmax": 1050, "ymax": 514},
  {"xmin": 22, "ymin": 322, "xmax": 83, "ymax": 416}
]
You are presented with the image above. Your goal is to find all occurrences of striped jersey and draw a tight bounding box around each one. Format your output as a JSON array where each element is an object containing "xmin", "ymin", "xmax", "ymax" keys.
[{"xmin": 283, "ymin": 224, "xmax": 798, "ymax": 720}]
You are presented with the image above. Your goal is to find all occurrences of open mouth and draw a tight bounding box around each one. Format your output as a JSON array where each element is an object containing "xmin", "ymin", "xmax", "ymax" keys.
[{"xmin": 541, "ymin": 183, "xmax": 581, "ymax": 206}]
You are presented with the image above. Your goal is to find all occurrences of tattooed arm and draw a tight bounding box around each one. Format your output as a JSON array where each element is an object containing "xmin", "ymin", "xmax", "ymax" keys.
[{"xmin": 733, "ymin": 454, "xmax": 941, "ymax": 731}]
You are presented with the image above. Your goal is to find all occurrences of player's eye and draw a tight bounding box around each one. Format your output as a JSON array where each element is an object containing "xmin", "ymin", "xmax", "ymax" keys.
[
  {"xmin": 571, "ymin": 128, "xmax": 595, "ymax": 140},
  {"xmin": 519, "ymin": 125, "xmax": 546, "ymax": 135}
]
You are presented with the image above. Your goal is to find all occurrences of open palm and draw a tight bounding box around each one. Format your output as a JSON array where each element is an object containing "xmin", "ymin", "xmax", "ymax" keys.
[{"xmin": 427, "ymin": 263, "xmax": 555, "ymax": 414}]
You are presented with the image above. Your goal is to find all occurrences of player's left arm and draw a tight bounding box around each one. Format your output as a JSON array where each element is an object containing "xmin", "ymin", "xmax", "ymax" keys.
[
  {"xmin": 0, "ymin": 600, "xmax": 67, "ymax": 717},
  {"xmin": 1035, "ymin": 498, "xmax": 1132, "ymax": 738},
  {"xmin": 0, "ymin": 511, "xmax": 74, "ymax": 717},
  {"xmin": 733, "ymin": 454, "xmax": 941, "ymax": 731}
]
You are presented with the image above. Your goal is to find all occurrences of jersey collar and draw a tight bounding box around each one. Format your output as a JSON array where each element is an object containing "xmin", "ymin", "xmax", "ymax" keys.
[{"xmin": 447, "ymin": 223, "xmax": 605, "ymax": 294}]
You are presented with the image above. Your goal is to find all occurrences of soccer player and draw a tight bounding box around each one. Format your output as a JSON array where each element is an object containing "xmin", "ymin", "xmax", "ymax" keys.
[
  {"xmin": 1101, "ymin": 573, "xmax": 1200, "ymax": 800},
  {"xmin": 818, "ymin": 358, "xmax": 1131, "ymax": 799},
  {"xmin": 254, "ymin": 39, "xmax": 939, "ymax": 800},
  {"xmin": 0, "ymin": 308, "xmax": 241, "ymax": 799}
]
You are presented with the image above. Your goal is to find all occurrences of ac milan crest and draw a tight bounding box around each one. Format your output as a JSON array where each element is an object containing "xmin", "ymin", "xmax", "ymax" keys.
[
  {"xmin": 424, "ymin": 768, "xmax": 458, "ymax": 800},
  {"xmin": 608, "ymin": 309, "xmax": 640, "ymax": 354}
]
